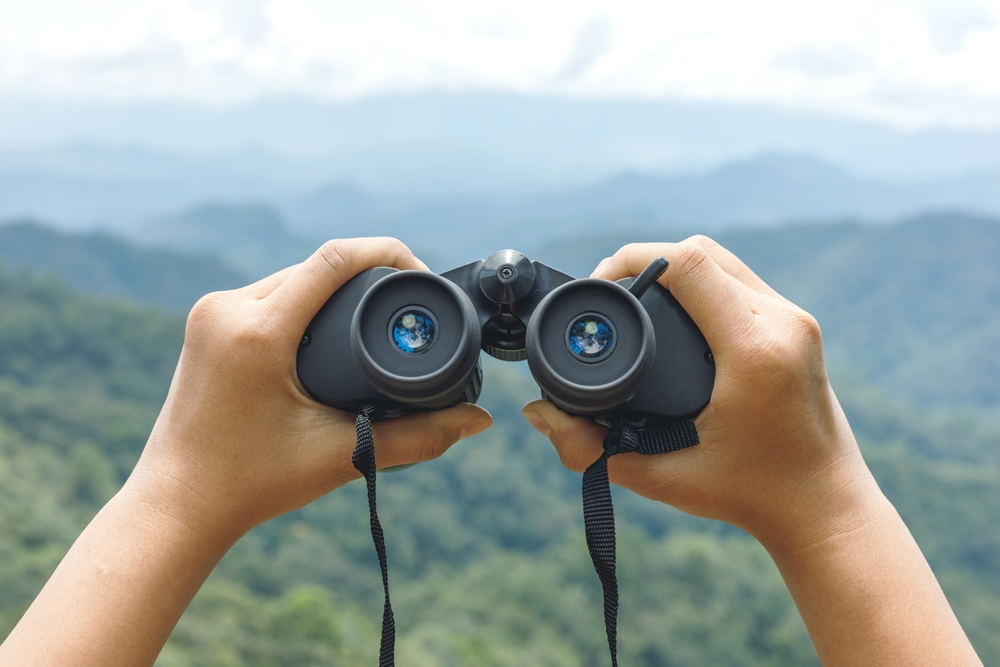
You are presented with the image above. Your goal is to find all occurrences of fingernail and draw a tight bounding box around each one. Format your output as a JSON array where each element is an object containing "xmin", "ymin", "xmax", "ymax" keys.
[
  {"xmin": 459, "ymin": 415, "xmax": 493, "ymax": 440},
  {"xmin": 522, "ymin": 410, "xmax": 552, "ymax": 438}
]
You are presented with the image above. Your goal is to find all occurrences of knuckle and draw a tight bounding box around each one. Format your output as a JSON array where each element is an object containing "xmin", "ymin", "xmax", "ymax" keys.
[
  {"xmin": 380, "ymin": 236, "xmax": 410, "ymax": 257},
  {"xmin": 685, "ymin": 234, "xmax": 722, "ymax": 251},
  {"xmin": 670, "ymin": 240, "xmax": 712, "ymax": 276},
  {"xmin": 791, "ymin": 308, "xmax": 823, "ymax": 343},
  {"xmin": 186, "ymin": 291, "xmax": 229, "ymax": 337},
  {"xmin": 316, "ymin": 239, "xmax": 354, "ymax": 276}
]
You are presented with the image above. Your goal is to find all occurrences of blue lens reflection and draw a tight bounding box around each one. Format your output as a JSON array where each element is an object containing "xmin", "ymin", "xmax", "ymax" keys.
[
  {"xmin": 393, "ymin": 311, "xmax": 436, "ymax": 353},
  {"xmin": 568, "ymin": 316, "xmax": 613, "ymax": 359}
]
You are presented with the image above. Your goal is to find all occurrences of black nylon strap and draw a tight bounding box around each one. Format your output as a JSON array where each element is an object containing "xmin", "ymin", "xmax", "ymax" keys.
[
  {"xmin": 353, "ymin": 404, "xmax": 395, "ymax": 667},
  {"xmin": 582, "ymin": 416, "xmax": 700, "ymax": 667}
]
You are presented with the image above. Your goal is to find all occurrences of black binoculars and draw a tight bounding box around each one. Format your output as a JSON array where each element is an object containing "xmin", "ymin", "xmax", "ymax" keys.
[{"xmin": 297, "ymin": 250, "xmax": 715, "ymax": 424}]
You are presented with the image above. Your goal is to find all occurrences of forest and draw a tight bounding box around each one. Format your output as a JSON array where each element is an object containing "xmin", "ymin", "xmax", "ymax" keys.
[{"xmin": 1, "ymin": 214, "xmax": 999, "ymax": 665}]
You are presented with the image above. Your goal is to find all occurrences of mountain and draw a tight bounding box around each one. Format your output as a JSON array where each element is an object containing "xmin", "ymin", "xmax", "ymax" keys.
[
  {"xmin": 6, "ymin": 90, "xmax": 1000, "ymax": 230},
  {"xmin": 5, "ymin": 93, "xmax": 1000, "ymax": 187},
  {"xmin": 0, "ymin": 220, "xmax": 246, "ymax": 311},
  {"xmin": 133, "ymin": 204, "xmax": 318, "ymax": 279},
  {"xmin": 530, "ymin": 212, "xmax": 1000, "ymax": 415},
  {"xmin": 280, "ymin": 154, "xmax": 1000, "ymax": 256},
  {"xmin": 6, "ymin": 210, "xmax": 1000, "ymax": 415}
]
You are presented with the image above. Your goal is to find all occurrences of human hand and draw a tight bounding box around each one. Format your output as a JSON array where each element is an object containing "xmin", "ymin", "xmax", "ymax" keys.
[
  {"xmin": 522, "ymin": 236, "xmax": 882, "ymax": 553},
  {"xmin": 128, "ymin": 238, "xmax": 493, "ymax": 544}
]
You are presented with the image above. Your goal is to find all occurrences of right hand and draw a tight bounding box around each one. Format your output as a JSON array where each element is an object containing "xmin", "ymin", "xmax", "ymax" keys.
[{"xmin": 523, "ymin": 236, "xmax": 884, "ymax": 553}]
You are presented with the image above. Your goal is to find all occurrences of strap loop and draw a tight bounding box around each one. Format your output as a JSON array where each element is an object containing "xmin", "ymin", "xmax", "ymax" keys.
[
  {"xmin": 582, "ymin": 416, "xmax": 700, "ymax": 667},
  {"xmin": 353, "ymin": 404, "xmax": 395, "ymax": 667},
  {"xmin": 352, "ymin": 403, "xmax": 697, "ymax": 667}
]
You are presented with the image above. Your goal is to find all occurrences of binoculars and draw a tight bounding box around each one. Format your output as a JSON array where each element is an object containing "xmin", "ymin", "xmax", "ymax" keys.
[{"xmin": 297, "ymin": 250, "xmax": 715, "ymax": 424}]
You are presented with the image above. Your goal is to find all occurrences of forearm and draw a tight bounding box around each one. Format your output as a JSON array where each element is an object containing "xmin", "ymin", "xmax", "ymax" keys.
[
  {"xmin": 0, "ymin": 474, "xmax": 239, "ymax": 667},
  {"xmin": 765, "ymin": 490, "xmax": 981, "ymax": 667}
]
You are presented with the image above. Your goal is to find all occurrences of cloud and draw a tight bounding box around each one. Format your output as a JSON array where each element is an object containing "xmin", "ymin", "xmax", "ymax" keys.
[
  {"xmin": 919, "ymin": 0, "xmax": 997, "ymax": 54},
  {"xmin": 555, "ymin": 13, "xmax": 612, "ymax": 81},
  {"xmin": 772, "ymin": 43, "xmax": 870, "ymax": 79},
  {"xmin": 2, "ymin": 1, "xmax": 1000, "ymax": 129}
]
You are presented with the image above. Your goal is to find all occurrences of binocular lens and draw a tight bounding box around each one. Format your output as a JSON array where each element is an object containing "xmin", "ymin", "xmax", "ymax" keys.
[
  {"xmin": 352, "ymin": 271, "xmax": 481, "ymax": 406},
  {"xmin": 526, "ymin": 279, "xmax": 655, "ymax": 415},
  {"xmin": 567, "ymin": 314, "xmax": 615, "ymax": 360},
  {"xmin": 392, "ymin": 309, "xmax": 436, "ymax": 354}
]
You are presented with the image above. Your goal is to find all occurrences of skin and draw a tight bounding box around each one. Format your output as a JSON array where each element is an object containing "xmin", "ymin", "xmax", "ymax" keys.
[
  {"xmin": 0, "ymin": 235, "xmax": 981, "ymax": 666},
  {"xmin": 523, "ymin": 236, "xmax": 982, "ymax": 666}
]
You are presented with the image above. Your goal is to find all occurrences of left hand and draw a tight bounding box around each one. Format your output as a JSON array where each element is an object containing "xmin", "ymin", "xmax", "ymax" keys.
[{"xmin": 130, "ymin": 237, "xmax": 494, "ymax": 543}]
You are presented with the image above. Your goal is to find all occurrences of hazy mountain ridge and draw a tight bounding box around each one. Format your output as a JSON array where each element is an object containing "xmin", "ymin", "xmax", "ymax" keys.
[
  {"xmin": 5, "ymin": 93, "xmax": 1000, "ymax": 183},
  {"xmin": 5, "ymin": 210, "xmax": 1000, "ymax": 417},
  {"xmin": 4, "ymin": 146, "xmax": 1000, "ymax": 237},
  {"xmin": 0, "ymin": 221, "xmax": 246, "ymax": 311},
  {"xmin": 134, "ymin": 204, "xmax": 318, "ymax": 279}
]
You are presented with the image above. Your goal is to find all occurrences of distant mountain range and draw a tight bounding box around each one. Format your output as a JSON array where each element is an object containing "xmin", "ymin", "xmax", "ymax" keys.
[
  {"xmin": 4, "ymin": 212, "xmax": 999, "ymax": 416},
  {"xmin": 0, "ymin": 221, "xmax": 245, "ymax": 311},
  {"xmin": 3, "ymin": 149, "xmax": 1000, "ymax": 244},
  {"xmin": 4, "ymin": 93, "xmax": 1000, "ymax": 190}
]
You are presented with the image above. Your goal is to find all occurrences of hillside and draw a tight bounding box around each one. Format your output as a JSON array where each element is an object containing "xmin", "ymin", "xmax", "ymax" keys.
[
  {"xmin": 1, "ymin": 227, "xmax": 999, "ymax": 664},
  {"xmin": 533, "ymin": 212, "xmax": 1000, "ymax": 414},
  {"xmin": 135, "ymin": 204, "xmax": 318, "ymax": 279},
  {"xmin": 0, "ymin": 221, "xmax": 246, "ymax": 311}
]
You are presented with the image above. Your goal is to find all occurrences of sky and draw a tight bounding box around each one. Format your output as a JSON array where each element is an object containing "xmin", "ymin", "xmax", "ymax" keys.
[{"xmin": 0, "ymin": 0, "xmax": 999, "ymax": 129}]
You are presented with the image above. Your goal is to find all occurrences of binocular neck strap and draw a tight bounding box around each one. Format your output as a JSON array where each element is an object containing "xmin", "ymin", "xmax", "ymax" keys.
[
  {"xmin": 353, "ymin": 404, "xmax": 395, "ymax": 667},
  {"xmin": 352, "ymin": 404, "xmax": 698, "ymax": 667},
  {"xmin": 583, "ymin": 416, "xmax": 700, "ymax": 667}
]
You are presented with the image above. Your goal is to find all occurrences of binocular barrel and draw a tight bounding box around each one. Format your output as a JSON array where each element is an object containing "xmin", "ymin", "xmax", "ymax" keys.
[{"xmin": 297, "ymin": 250, "xmax": 714, "ymax": 422}]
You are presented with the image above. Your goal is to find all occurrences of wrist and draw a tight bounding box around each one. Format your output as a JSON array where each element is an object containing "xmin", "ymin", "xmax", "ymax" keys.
[
  {"xmin": 746, "ymin": 453, "xmax": 888, "ymax": 558},
  {"xmin": 121, "ymin": 461, "xmax": 251, "ymax": 558}
]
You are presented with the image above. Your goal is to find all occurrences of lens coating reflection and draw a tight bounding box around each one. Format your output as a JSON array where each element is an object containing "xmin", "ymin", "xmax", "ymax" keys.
[
  {"xmin": 392, "ymin": 311, "xmax": 436, "ymax": 353},
  {"xmin": 567, "ymin": 316, "xmax": 614, "ymax": 359}
]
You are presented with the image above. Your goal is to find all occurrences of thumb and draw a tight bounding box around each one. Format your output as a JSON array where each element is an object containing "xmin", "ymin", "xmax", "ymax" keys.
[
  {"xmin": 371, "ymin": 403, "xmax": 493, "ymax": 469},
  {"xmin": 522, "ymin": 400, "xmax": 607, "ymax": 473}
]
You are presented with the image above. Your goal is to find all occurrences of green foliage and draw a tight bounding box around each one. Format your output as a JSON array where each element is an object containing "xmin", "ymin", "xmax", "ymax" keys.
[
  {"xmin": 0, "ymin": 221, "xmax": 247, "ymax": 312},
  {"xmin": 533, "ymin": 213, "xmax": 1000, "ymax": 413},
  {"xmin": 2, "ymin": 217, "xmax": 1000, "ymax": 666}
]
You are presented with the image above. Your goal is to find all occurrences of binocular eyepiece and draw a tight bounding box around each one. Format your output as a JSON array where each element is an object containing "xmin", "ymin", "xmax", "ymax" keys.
[{"xmin": 297, "ymin": 250, "xmax": 714, "ymax": 422}]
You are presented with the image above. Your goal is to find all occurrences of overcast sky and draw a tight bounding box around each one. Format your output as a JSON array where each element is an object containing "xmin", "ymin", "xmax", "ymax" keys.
[{"xmin": 1, "ymin": 0, "xmax": 999, "ymax": 129}]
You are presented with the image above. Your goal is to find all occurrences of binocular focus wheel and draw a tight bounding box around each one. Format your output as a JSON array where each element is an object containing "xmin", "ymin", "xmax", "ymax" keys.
[
  {"xmin": 526, "ymin": 279, "xmax": 655, "ymax": 414},
  {"xmin": 351, "ymin": 271, "xmax": 482, "ymax": 406}
]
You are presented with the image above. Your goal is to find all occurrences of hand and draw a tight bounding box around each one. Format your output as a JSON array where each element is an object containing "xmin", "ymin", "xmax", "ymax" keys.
[
  {"xmin": 130, "ymin": 237, "xmax": 493, "ymax": 542},
  {"xmin": 522, "ymin": 236, "xmax": 880, "ymax": 552}
]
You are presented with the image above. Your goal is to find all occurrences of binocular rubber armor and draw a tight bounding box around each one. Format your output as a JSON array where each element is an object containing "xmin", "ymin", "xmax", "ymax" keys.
[{"xmin": 297, "ymin": 249, "xmax": 715, "ymax": 424}]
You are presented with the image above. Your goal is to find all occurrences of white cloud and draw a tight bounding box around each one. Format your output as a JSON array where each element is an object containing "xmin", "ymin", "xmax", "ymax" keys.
[{"xmin": 1, "ymin": 0, "xmax": 999, "ymax": 128}]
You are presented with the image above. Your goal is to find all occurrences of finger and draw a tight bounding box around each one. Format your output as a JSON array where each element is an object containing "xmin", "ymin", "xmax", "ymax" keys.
[
  {"xmin": 268, "ymin": 238, "xmax": 428, "ymax": 335},
  {"xmin": 593, "ymin": 241, "xmax": 757, "ymax": 356},
  {"xmin": 523, "ymin": 400, "xmax": 704, "ymax": 509},
  {"xmin": 593, "ymin": 236, "xmax": 775, "ymax": 297},
  {"xmin": 684, "ymin": 236, "xmax": 779, "ymax": 297},
  {"xmin": 239, "ymin": 265, "xmax": 299, "ymax": 299},
  {"xmin": 371, "ymin": 403, "xmax": 493, "ymax": 469},
  {"xmin": 522, "ymin": 400, "xmax": 607, "ymax": 473}
]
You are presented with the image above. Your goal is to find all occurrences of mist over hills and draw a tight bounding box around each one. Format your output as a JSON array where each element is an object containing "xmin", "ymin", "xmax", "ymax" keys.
[
  {"xmin": 4, "ymin": 211, "xmax": 999, "ymax": 419},
  {"xmin": 0, "ymin": 221, "xmax": 245, "ymax": 311},
  {"xmin": 3, "ymin": 150, "xmax": 1000, "ymax": 236},
  {"xmin": 5, "ymin": 93, "xmax": 1000, "ymax": 184},
  {"xmin": 3, "ymin": 92, "xmax": 1000, "ymax": 233}
]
